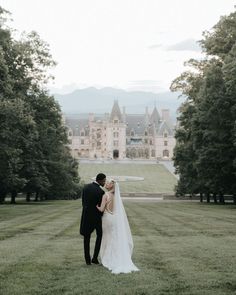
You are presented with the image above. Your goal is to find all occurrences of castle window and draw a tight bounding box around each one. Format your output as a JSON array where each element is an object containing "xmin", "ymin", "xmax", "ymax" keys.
[
  {"xmin": 151, "ymin": 150, "xmax": 155, "ymax": 157},
  {"xmin": 113, "ymin": 132, "xmax": 119, "ymax": 138},
  {"xmin": 80, "ymin": 131, "xmax": 85, "ymax": 136},
  {"xmin": 131, "ymin": 131, "xmax": 134, "ymax": 136},
  {"xmin": 145, "ymin": 139, "xmax": 148, "ymax": 144},
  {"xmin": 163, "ymin": 150, "xmax": 169, "ymax": 157},
  {"xmin": 164, "ymin": 141, "xmax": 168, "ymax": 146},
  {"xmin": 69, "ymin": 131, "xmax": 73, "ymax": 137},
  {"xmin": 113, "ymin": 140, "xmax": 119, "ymax": 147},
  {"xmin": 81, "ymin": 139, "xmax": 84, "ymax": 145},
  {"xmin": 150, "ymin": 139, "xmax": 153, "ymax": 145},
  {"xmin": 164, "ymin": 132, "xmax": 168, "ymax": 138},
  {"xmin": 114, "ymin": 119, "xmax": 119, "ymax": 124},
  {"xmin": 145, "ymin": 131, "xmax": 148, "ymax": 136}
]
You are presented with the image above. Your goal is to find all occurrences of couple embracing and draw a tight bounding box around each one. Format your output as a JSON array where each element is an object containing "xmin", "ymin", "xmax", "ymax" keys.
[{"xmin": 80, "ymin": 173, "xmax": 139, "ymax": 274}]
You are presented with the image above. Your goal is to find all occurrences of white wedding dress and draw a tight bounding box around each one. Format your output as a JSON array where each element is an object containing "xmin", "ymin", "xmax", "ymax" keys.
[{"xmin": 100, "ymin": 182, "xmax": 139, "ymax": 274}]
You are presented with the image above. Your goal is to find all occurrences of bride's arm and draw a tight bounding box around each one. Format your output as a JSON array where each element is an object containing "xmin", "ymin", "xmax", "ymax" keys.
[{"xmin": 96, "ymin": 194, "xmax": 107, "ymax": 212}]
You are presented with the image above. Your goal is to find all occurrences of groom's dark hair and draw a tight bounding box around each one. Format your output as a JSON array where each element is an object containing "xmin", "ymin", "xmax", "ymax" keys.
[{"xmin": 96, "ymin": 173, "xmax": 106, "ymax": 181}]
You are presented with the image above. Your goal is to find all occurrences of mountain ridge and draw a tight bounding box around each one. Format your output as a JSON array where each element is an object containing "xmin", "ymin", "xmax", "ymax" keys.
[{"xmin": 53, "ymin": 87, "xmax": 185, "ymax": 119}]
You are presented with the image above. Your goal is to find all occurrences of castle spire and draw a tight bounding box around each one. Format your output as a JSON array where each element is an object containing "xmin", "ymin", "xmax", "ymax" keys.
[
  {"xmin": 109, "ymin": 100, "xmax": 123, "ymax": 122},
  {"xmin": 150, "ymin": 102, "xmax": 161, "ymax": 125}
]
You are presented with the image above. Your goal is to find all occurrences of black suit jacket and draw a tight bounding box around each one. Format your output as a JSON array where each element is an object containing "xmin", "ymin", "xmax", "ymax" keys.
[{"xmin": 80, "ymin": 182, "xmax": 104, "ymax": 236}]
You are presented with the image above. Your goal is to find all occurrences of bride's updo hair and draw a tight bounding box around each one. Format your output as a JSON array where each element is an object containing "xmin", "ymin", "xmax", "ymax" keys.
[{"xmin": 106, "ymin": 179, "xmax": 115, "ymax": 191}]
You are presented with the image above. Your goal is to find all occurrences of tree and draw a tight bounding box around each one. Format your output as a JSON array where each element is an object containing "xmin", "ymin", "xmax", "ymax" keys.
[
  {"xmin": 171, "ymin": 10, "xmax": 236, "ymax": 201},
  {"xmin": 0, "ymin": 99, "xmax": 37, "ymax": 203},
  {"xmin": 0, "ymin": 6, "xmax": 81, "ymax": 203}
]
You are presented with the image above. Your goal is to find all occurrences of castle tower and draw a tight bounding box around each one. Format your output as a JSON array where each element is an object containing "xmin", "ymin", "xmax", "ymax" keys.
[
  {"xmin": 106, "ymin": 100, "xmax": 126, "ymax": 159},
  {"xmin": 161, "ymin": 109, "xmax": 170, "ymax": 122}
]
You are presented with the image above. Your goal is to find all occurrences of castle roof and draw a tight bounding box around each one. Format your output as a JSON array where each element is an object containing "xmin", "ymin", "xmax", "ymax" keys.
[
  {"xmin": 65, "ymin": 117, "xmax": 89, "ymax": 136},
  {"xmin": 64, "ymin": 103, "xmax": 174, "ymax": 137},
  {"xmin": 156, "ymin": 120, "xmax": 174, "ymax": 136},
  {"xmin": 150, "ymin": 106, "xmax": 161, "ymax": 125},
  {"xmin": 126, "ymin": 114, "xmax": 147, "ymax": 135},
  {"xmin": 110, "ymin": 100, "xmax": 123, "ymax": 122}
]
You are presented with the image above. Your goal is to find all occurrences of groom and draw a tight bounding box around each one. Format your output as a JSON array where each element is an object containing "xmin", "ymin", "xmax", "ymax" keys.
[{"xmin": 80, "ymin": 173, "xmax": 106, "ymax": 265}]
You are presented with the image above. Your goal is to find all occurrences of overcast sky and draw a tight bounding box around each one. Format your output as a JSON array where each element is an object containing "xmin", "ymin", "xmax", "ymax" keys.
[{"xmin": 1, "ymin": 0, "xmax": 236, "ymax": 93}]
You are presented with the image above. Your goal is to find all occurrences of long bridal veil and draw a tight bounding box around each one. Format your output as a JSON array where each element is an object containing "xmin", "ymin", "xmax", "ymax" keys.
[{"xmin": 101, "ymin": 181, "xmax": 139, "ymax": 274}]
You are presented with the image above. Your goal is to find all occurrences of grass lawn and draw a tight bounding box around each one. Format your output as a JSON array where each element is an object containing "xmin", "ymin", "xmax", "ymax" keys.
[
  {"xmin": 79, "ymin": 163, "xmax": 177, "ymax": 194},
  {"xmin": 0, "ymin": 200, "xmax": 236, "ymax": 295}
]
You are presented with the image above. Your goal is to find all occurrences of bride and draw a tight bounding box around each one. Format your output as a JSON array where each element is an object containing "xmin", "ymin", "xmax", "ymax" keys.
[{"xmin": 96, "ymin": 180, "xmax": 139, "ymax": 274}]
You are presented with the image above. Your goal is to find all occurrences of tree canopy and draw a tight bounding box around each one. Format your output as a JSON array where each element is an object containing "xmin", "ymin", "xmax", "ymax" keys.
[
  {"xmin": 171, "ymin": 11, "xmax": 236, "ymax": 203},
  {"xmin": 0, "ymin": 7, "xmax": 81, "ymax": 203}
]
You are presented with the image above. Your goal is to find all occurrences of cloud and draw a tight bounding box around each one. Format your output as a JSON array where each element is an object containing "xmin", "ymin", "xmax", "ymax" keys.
[
  {"xmin": 148, "ymin": 44, "xmax": 163, "ymax": 50},
  {"xmin": 148, "ymin": 38, "xmax": 202, "ymax": 52},
  {"xmin": 164, "ymin": 59, "xmax": 175, "ymax": 63},
  {"xmin": 166, "ymin": 38, "xmax": 202, "ymax": 52}
]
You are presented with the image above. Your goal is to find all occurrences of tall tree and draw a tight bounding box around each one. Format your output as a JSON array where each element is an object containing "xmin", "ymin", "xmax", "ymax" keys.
[
  {"xmin": 0, "ymin": 7, "xmax": 81, "ymax": 203},
  {"xmin": 171, "ymin": 11, "xmax": 236, "ymax": 201}
]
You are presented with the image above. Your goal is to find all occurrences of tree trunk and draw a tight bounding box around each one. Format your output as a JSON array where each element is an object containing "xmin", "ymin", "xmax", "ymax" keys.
[
  {"xmin": 219, "ymin": 194, "xmax": 225, "ymax": 204},
  {"xmin": 0, "ymin": 193, "xmax": 6, "ymax": 204},
  {"xmin": 11, "ymin": 191, "xmax": 17, "ymax": 204},
  {"xmin": 200, "ymin": 193, "xmax": 203, "ymax": 202},
  {"xmin": 213, "ymin": 193, "xmax": 217, "ymax": 203},
  {"xmin": 34, "ymin": 191, "xmax": 39, "ymax": 202},
  {"xmin": 26, "ymin": 192, "xmax": 31, "ymax": 202},
  {"xmin": 206, "ymin": 193, "xmax": 210, "ymax": 203}
]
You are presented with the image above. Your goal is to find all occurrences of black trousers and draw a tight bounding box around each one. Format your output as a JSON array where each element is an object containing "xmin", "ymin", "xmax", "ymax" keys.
[{"xmin": 83, "ymin": 222, "xmax": 102, "ymax": 263}]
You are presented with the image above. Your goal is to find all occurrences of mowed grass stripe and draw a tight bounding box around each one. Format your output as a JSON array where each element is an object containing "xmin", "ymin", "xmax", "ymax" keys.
[
  {"xmin": 128, "ymin": 201, "xmax": 236, "ymax": 238},
  {"xmin": 0, "ymin": 201, "xmax": 71, "ymax": 228},
  {"xmin": 0, "ymin": 205, "xmax": 80, "ymax": 241},
  {"xmin": 126, "ymin": 201, "xmax": 201, "ymax": 237},
  {"xmin": 0, "ymin": 201, "xmax": 236, "ymax": 295},
  {"xmin": 0, "ymin": 203, "xmax": 80, "ymax": 269},
  {"xmin": 125, "ymin": 202, "xmax": 236, "ymax": 294}
]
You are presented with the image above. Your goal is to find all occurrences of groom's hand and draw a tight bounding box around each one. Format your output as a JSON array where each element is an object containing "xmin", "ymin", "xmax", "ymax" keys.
[{"xmin": 96, "ymin": 204, "xmax": 102, "ymax": 212}]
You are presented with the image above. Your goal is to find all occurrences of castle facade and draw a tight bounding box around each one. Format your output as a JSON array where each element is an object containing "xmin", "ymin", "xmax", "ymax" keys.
[{"xmin": 64, "ymin": 100, "xmax": 176, "ymax": 160}]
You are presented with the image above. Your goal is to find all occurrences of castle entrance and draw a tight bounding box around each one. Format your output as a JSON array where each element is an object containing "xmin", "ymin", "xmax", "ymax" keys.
[{"xmin": 113, "ymin": 149, "xmax": 119, "ymax": 159}]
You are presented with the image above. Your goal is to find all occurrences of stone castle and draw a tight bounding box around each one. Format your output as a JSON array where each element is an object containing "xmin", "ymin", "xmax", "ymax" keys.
[{"xmin": 63, "ymin": 100, "xmax": 176, "ymax": 160}]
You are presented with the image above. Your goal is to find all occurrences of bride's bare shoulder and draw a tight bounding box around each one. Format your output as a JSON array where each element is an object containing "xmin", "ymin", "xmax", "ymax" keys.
[
  {"xmin": 105, "ymin": 191, "xmax": 113, "ymax": 200},
  {"xmin": 104, "ymin": 192, "xmax": 110, "ymax": 198}
]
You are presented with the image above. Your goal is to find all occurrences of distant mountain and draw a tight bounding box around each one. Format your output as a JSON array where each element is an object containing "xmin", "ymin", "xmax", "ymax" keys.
[{"xmin": 53, "ymin": 87, "xmax": 185, "ymax": 119}]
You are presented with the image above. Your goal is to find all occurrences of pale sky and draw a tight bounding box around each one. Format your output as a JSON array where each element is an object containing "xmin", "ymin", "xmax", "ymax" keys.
[{"xmin": 1, "ymin": 0, "xmax": 236, "ymax": 93}]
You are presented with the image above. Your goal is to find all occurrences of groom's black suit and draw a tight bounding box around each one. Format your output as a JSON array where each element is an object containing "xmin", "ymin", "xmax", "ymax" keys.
[{"xmin": 80, "ymin": 182, "xmax": 104, "ymax": 264}]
